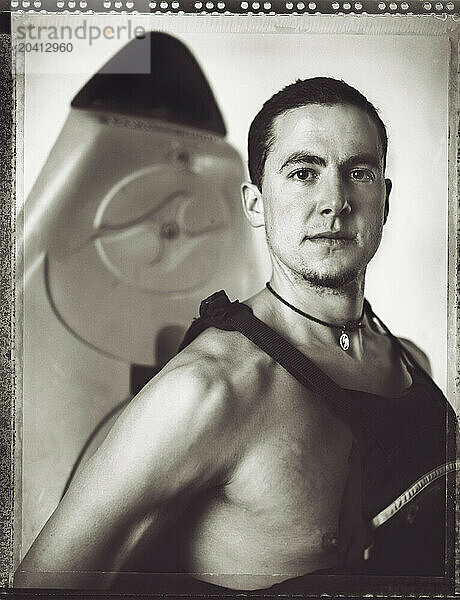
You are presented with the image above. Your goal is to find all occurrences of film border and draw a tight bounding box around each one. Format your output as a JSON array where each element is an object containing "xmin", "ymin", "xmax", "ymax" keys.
[
  {"xmin": 0, "ymin": 12, "xmax": 14, "ymax": 593},
  {"xmin": 1, "ymin": 5, "xmax": 459, "ymax": 599},
  {"xmin": 5, "ymin": 0, "xmax": 460, "ymax": 14}
]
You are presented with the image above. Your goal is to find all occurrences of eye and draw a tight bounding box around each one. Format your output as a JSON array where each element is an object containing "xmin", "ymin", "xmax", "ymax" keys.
[
  {"xmin": 289, "ymin": 168, "xmax": 318, "ymax": 181},
  {"xmin": 350, "ymin": 169, "xmax": 375, "ymax": 182}
]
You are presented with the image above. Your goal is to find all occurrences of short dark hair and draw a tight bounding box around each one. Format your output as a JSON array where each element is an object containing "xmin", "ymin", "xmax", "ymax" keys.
[{"xmin": 248, "ymin": 77, "xmax": 388, "ymax": 190}]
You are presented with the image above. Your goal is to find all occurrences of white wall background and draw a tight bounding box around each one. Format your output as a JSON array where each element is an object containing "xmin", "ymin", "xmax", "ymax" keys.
[{"xmin": 18, "ymin": 13, "xmax": 451, "ymax": 391}]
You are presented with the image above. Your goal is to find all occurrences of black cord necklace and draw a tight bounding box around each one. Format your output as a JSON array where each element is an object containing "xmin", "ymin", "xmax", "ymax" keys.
[{"xmin": 265, "ymin": 281, "xmax": 365, "ymax": 351}]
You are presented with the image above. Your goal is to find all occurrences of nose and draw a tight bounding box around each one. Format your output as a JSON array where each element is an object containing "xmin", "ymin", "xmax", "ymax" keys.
[{"xmin": 317, "ymin": 173, "xmax": 351, "ymax": 217}]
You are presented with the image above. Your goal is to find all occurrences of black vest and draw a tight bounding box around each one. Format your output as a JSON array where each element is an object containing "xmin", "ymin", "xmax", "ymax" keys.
[{"xmin": 178, "ymin": 291, "xmax": 457, "ymax": 576}]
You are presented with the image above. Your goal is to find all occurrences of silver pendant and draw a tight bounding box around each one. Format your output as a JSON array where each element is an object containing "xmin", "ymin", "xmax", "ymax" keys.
[{"xmin": 339, "ymin": 332, "xmax": 350, "ymax": 351}]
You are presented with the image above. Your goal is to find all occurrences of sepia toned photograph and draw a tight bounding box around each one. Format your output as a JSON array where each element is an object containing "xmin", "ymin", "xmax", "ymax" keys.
[{"xmin": 10, "ymin": 11, "xmax": 459, "ymax": 595}]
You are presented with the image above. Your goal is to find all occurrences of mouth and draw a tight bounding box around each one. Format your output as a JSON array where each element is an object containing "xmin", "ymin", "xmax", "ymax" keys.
[{"xmin": 305, "ymin": 231, "xmax": 355, "ymax": 246}]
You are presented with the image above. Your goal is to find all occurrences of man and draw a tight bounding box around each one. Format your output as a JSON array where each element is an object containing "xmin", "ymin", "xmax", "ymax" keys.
[{"xmin": 15, "ymin": 77, "xmax": 454, "ymax": 591}]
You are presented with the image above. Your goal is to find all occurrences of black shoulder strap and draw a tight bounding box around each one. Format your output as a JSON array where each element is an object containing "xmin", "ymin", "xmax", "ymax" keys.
[
  {"xmin": 365, "ymin": 300, "xmax": 456, "ymax": 405},
  {"xmin": 364, "ymin": 299, "xmax": 421, "ymax": 373},
  {"xmin": 365, "ymin": 300, "xmax": 457, "ymax": 453},
  {"xmin": 179, "ymin": 291, "xmax": 384, "ymax": 452}
]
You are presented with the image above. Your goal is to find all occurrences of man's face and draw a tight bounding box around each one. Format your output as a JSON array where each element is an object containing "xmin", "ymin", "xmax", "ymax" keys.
[{"xmin": 255, "ymin": 103, "xmax": 391, "ymax": 289}]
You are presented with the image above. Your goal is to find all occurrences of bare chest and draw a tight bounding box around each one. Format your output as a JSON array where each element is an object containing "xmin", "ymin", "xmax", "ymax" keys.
[
  {"xmin": 180, "ymin": 367, "xmax": 354, "ymax": 580},
  {"xmin": 225, "ymin": 369, "xmax": 352, "ymax": 526}
]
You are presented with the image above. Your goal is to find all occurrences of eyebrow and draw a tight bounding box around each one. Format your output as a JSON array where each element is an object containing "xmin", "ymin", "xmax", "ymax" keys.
[
  {"xmin": 342, "ymin": 153, "xmax": 381, "ymax": 171},
  {"xmin": 278, "ymin": 151, "xmax": 381, "ymax": 173},
  {"xmin": 279, "ymin": 152, "xmax": 326, "ymax": 172}
]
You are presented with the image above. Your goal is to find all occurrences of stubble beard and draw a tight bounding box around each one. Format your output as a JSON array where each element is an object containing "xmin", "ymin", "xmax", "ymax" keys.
[
  {"xmin": 265, "ymin": 232, "xmax": 377, "ymax": 295},
  {"xmin": 267, "ymin": 237, "xmax": 367, "ymax": 295},
  {"xmin": 298, "ymin": 265, "xmax": 363, "ymax": 293}
]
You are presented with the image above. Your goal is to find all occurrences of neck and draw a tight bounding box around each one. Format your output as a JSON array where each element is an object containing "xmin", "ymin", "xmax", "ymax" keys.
[
  {"xmin": 269, "ymin": 271, "xmax": 365, "ymax": 326},
  {"xmin": 260, "ymin": 268, "xmax": 367, "ymax": 358}
]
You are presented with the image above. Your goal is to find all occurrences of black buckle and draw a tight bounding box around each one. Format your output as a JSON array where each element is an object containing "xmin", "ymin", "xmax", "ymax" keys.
[{"xmin": 199, "ymin": 290, "xmax": 243, "ymax": 327}]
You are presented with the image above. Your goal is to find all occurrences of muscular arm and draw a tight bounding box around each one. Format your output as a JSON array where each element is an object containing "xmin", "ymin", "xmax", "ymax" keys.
[{"xmin": 15, "ymin": 362, "xmax": 237, "ymax": 589}]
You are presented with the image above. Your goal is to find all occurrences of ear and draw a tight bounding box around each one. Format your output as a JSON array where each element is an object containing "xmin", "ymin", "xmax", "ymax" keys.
[
  {"xmin": 241, "ymin": 182, "xmax": 265, "ymax": 228},
  {"xmin": 383, "ymin": 178, "xmax": 392, "ymax": 224}
]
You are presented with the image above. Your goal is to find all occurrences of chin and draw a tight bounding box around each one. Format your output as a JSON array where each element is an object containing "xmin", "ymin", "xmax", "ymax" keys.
[{"xmin": 299, "ymin": 267, "xmax": 362, "ymax": 291}]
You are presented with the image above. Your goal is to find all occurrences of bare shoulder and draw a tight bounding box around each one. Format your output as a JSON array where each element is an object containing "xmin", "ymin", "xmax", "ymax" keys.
[
  {"xmin": 398, "ymin": 337, "xmax": 432, "ymax": 375},
  {"xmin": 110, "ymin": 336, "xmax": 245, "ymax": 472},
  {"xmin": 165, "ymin": 324, "xmax": 274, "ymax": 402},
  {"xmin": 113, "ymin": 325, "xmax": 270, "ymax": 469}
]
